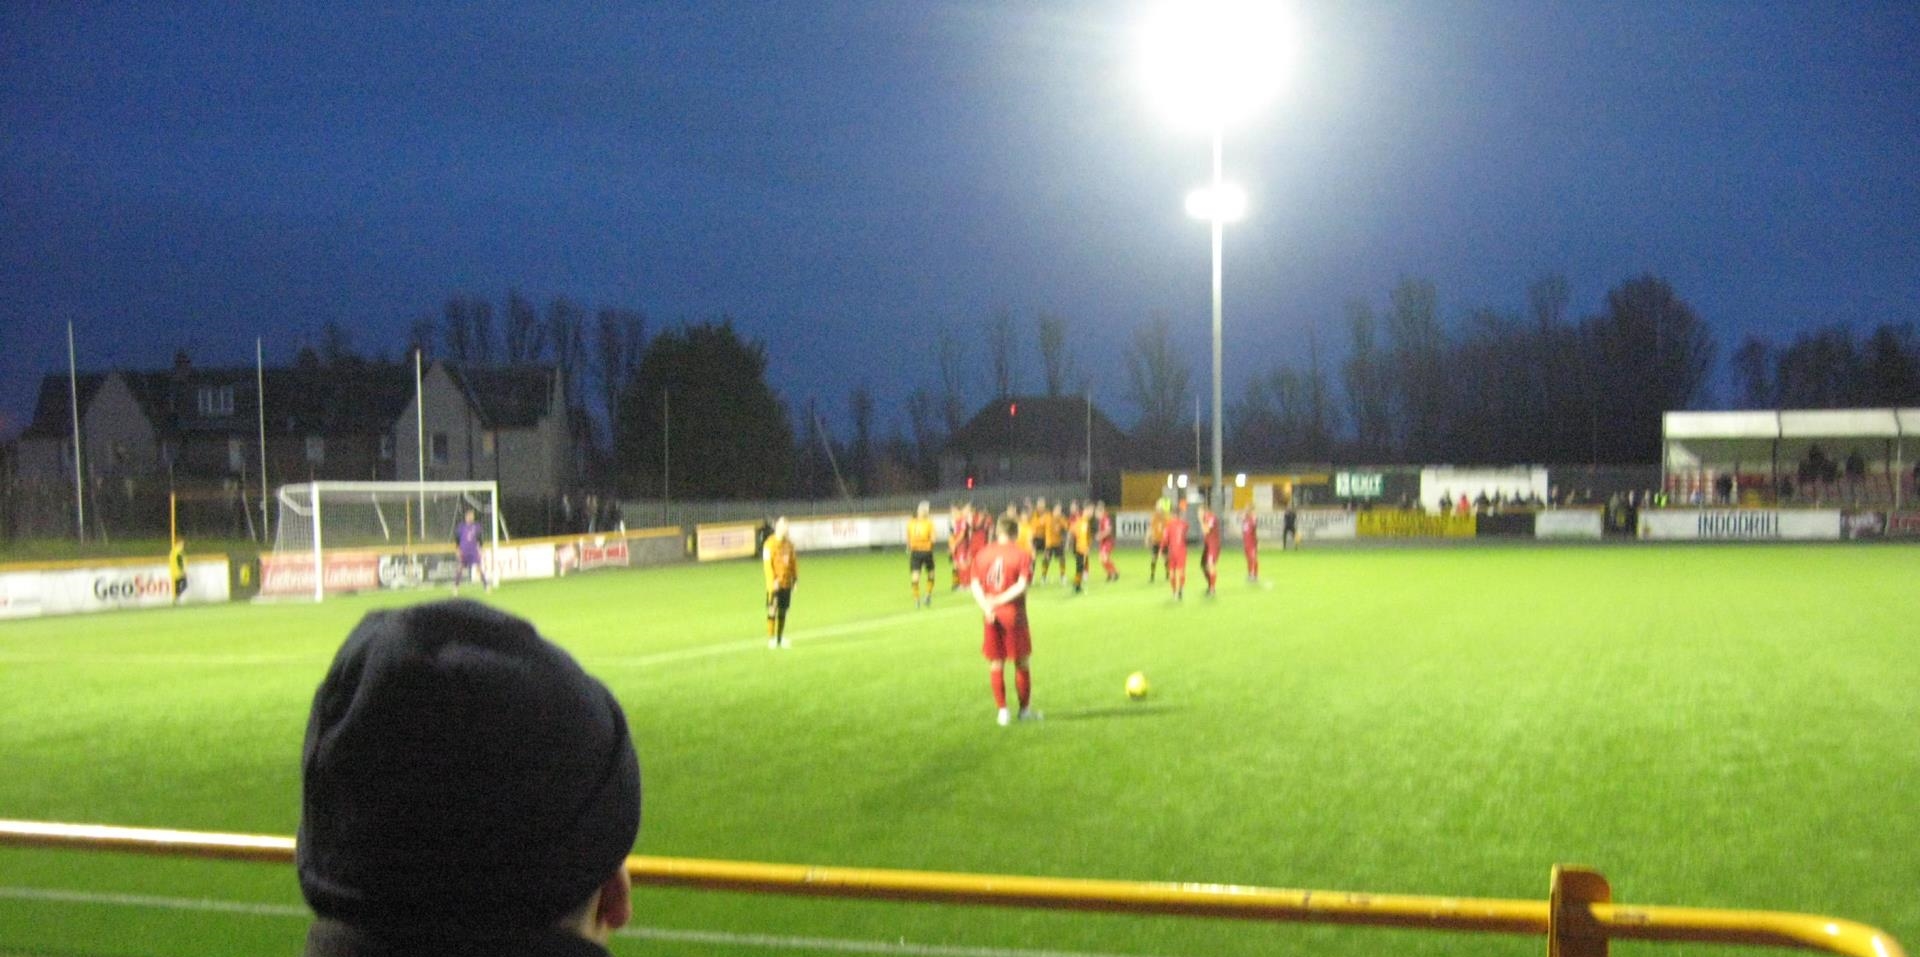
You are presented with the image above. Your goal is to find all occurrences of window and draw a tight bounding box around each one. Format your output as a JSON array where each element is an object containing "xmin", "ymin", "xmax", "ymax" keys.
[
  {"xmin": 430, "ymin": 433, "xmax": 450, "ymax": 465},
  {"xmin": 378, "ymin": 434, "xmax": 394, "ymax": 461},
  {"xmin": 197, "ymin": 386, "xmax": 235, "ymax": 417},
  {"xmin": 228, "ymin": 438, "xmax": 246, "ymax": 472},
  {"xmin": 305, "ymin": 436, "xmax": 325, "ymax": 464}
]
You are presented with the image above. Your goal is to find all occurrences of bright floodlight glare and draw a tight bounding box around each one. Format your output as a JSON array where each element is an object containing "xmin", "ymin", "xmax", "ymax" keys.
[
  {"xmin": 1139, "ymin": 0, "xmax": 1298, "ymax": 130},
  {"xmin": 1185, "ymin": 183, "xmax": 1249, "ymax": 223}
]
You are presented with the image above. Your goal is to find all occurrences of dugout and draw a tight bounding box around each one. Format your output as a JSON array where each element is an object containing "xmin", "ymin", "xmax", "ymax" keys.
[{"xmin": 1662, "ymin": 409, "xmax": 1920, "ymax": 507}]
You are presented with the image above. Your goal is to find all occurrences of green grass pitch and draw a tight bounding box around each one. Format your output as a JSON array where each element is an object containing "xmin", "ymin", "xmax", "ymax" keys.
[{"xmin": 1, "ymin": 544, "xmax": 1916, "ymax": 957}]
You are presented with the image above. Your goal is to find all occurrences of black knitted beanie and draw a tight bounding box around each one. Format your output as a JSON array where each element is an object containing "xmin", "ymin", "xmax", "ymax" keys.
[{"xmin": 297, "ymin": 599, "xmax": 640, "ymax": 937}]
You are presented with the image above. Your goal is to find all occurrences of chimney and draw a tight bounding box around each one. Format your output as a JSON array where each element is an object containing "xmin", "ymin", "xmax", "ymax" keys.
[{"xmin": 170, "ymin": 351, "xmax": 191, "ymax": 414}]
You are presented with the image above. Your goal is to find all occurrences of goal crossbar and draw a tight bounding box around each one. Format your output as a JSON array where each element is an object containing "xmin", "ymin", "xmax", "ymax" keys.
[{"xmin": 272, "ymin": 480, "xmax": 501, "ymax": 601}]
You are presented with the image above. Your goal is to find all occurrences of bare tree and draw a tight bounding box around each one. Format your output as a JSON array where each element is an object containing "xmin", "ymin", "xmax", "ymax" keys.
[
  {"xmin": 937, "ymin": 329, "xmax": 969, "ymax": 432},
  {"xmin": 594, "ymin": 308, "xmax": 647, "ymax": 446},
  {"xmin": 1527, "ymin": 273, "xmax": 1570, "ymax": 332},
  {"xmin": 849, "ymin": 384, "xmax": 875, "ymax": 493},
  {"xmin": 1859, "ymin": 324, "xmax": 1920, "ymax": 406},
  {"xmin": 406, "ymin": 315, "xmax": 437, "ymax": 360},
  {"xmin": 442, "ymin": 297, "xmax": 474, "ymax": 363},
  {"xmin": 1124, "ymin": 313, "xmax": 1192, "ymax": 461},
  {"xmin": 1341, "ymin": 300, "xmax": 1391, "ymax": 458},
  {"xmin": 1037, "ymin": 311, "xmax": 1078, "ymax": 397},
  {"xmin": 907, "ymin": 387, "xmax": 942, "ymax": 484},
  {"xmin": 320, "ymin": 320, "xmax": 359, "ymax": 366},
  {"xmin": 1302, "ymin": 326, "xmax": 1335, "ymax": 460},
  {"xmin": 1585, "ymin": 274, "xmax": 1714, "ymax": 461},
  {"xmin": 546, "ymin": 297, "xmax": 588, "ymax": 411},
  {"xmin": 988, "ymin": 308, "xmax": 1017, "ymax": 398},
  {"xmin": 1387, "ymin": 277, "xmax": 1446, "ymax": 459},
  {"xmin": 504, "ymin": 290, "xmax": 544, "ymax": 362},
  {"xmin": 468, "ymin": 297, "xmax": 497, "ymax": 365},
  {"xmin": 1731, "ymin": 335, "xmax": 1774, "ymax": 408}
]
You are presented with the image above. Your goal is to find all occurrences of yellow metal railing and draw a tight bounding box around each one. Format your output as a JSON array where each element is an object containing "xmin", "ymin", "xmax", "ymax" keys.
[{"xmin": 0, "ymin": 820, "xmax": 1904, "ymax": 957}]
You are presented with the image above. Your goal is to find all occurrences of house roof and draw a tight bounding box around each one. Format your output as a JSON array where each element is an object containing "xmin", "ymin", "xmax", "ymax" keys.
[
  {"xmin": 444, "ymin": 364, "xmax": 557, "ymax": 429},
  {"xmin": 18, "ymin": 374, "xmax": 110, "ymax": 440},
  {"xmin": 944, "ymin": 395, "xmax": 1128, "ymax": 457},
  {"xmin": 20, "ymin": 360, "xmax": 556, "ymax": 440}
]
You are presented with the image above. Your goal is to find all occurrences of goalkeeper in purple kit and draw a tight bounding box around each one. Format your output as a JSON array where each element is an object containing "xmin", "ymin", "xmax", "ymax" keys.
[{"xmin": 453, "ymin": 508, "xmax": 492, "ymax": 595}]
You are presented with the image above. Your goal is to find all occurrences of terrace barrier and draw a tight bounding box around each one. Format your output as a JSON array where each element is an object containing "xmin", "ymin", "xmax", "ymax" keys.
[{"xmin": 0, "ymin": 819, "xmax": 1904, "ymax": 957}]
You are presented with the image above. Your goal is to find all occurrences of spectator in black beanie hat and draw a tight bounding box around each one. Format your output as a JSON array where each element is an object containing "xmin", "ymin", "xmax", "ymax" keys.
[{"xmin": 297, "ymin": 599, "xmax": 641, "ymax": 956}]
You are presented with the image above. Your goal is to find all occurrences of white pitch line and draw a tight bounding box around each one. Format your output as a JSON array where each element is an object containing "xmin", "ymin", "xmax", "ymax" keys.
[
  {"xmin": 618, "ymin": 925, "xmax": 1160, "ymax": 957},
  {"xmin": 586, "ymin": 605, "xmax": 972, "ymax": 669},
  {"xmin": 0, "ymin": 886, "xmax": 1165, "ymax": 957},
  {"xmin": 0, "ymin": 885, "xmax": 307, "ymax": 919},
  {"xmin": 0, "ymin": 652, "xmax": 321, "ymax": 666}
]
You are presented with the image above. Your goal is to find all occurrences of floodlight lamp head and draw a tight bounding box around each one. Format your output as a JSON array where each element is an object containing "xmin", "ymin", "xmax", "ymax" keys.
[
  {"xmin": 1138, "ymin": 0, "xmax": 1299, "ymax": 131},
  {"xmin": 1185, "ymin": 183, "xmax": 1249, "ymax": 223}
]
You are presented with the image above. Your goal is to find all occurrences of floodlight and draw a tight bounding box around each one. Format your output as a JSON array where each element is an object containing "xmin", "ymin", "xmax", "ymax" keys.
[
  {"xmin": 1185, "ymin": 183, "xmax": 1248, "ymax": 223},
  {"xmin": 1138, "ymin": 0, "xmax": 1299, "ymax": 130}
]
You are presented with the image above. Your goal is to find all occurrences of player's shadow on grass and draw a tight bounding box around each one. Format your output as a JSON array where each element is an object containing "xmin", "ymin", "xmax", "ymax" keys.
[{"xmin": 1048, "ymin": 704, "xmax": 1184, "ymax": 722}]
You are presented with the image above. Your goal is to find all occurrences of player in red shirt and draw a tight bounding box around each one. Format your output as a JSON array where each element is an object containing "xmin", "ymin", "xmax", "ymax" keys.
[
  {"xmin": 1199, "ymin": 503, "xmax": 1223, "ymax": 597},
  {"xmin": 971, "ymin": 516, "xmax": 1038, "ymax": 726},
  {"xmin": 1095, "ymin": 501, "xmax": 1118, "ymax": 582},
  {"xmin": 1240, "ymin": 505, "xmax": 1260, "ymax": 581},
  {"xmin": 949, "ymin": 504, "xmax": 972, "ymax": 590},
  {"xmin": 1163, "ymin": 501, "xmax": 1190, "ymax": 600}
]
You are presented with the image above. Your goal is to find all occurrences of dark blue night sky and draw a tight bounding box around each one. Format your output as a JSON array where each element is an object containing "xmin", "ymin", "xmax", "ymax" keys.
[{"xmin": 4, "ymin": 2, "xmax": 1917, "ymax": 439}]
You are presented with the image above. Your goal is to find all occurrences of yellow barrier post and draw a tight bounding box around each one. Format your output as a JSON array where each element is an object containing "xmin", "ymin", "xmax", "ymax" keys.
[{"xmin": 1550, "ymin": 865, "xmax": 1611, "ymax": 957}]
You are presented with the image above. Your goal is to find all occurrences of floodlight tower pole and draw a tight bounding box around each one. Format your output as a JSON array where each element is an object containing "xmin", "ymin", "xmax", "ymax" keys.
[{"xmin": 1208, "ymin": 123, "xmax": 1225, "ymax": 513}]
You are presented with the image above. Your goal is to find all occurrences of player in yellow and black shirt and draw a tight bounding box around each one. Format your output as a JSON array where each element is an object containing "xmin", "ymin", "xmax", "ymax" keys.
[
  {"xmin": 907, "ymin": 501, "xmax": 937, "ymax": 608},
  {"xmin": 1042, "ymin": 505, "xmax": 1070, "ymax": 584},
  {"xmin": 168, "ymin": 538, "xmax": 188, "ymax": 603},
  {"xmin": 763, "ymin": 518, "xmax": 798, "ymax": 648},
  {"xmin": 1147, "ymin": 500, "xmax": 1170, "ymax": 583},
  {"xmin": 1069, "ymin": 503, "xmax": 1093, "ymax": 593}
]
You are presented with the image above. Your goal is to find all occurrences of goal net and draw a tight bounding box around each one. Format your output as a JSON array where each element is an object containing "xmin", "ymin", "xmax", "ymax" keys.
[{"xmin": 272, "ymin": 482, "xmax": 502, "ymax": 597}]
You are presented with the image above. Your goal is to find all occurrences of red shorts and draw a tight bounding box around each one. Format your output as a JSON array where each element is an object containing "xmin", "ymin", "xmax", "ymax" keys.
[
  {"xmin": 1165, "ymin": 547, "xmax": 1188, "ymax": 570},
  {"xmin": 981, "ymin": 608, "xmax": 1032, "ymax": 661}
]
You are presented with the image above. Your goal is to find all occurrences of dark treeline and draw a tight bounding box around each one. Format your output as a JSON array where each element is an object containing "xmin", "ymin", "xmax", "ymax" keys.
[
  {"xmin": 1732, "ymin": 324, "xmax": 1920, "ymax": 410},
  {"xmin": 1218, "ymin": 274, "xmax": 1920, "ymax": 470},
  {"xmin": 325, "ymin": 275, "xmax": 1919, "ymax": 501},
  {"xmin": 1213, "ymin": 273, "xmax": 1719, "ymax": 467},
  {"xmin": 352, "ymin": 291, "xmax": 934, "ymax": 500}
]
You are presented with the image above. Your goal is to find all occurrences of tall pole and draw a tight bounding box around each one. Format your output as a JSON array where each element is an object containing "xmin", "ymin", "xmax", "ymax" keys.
[
  {"xmin": 1194, "ymin": 394, "xmax": 1202, "ymax": 486},
  {"xmin": 67, "ymin": 321, "xmax": 84, "ymax": 543},
  {"xmin": 415, "ymin": 350, "xmax": 426, "ymax": 532},
  {"xmin": 1209, "ymin": 124, "xmax": 1226, "ymax": 512},
  {"xmin": 661, "ymin": 388, "xmax": 670, "ymax": 527},
  {"xmin": 1084, "ymin": 390, "xmax": 1092, "ymax": 489},
  {"xmin": 257, "ymin": 338, "xmax": 269, "ymax": 541}
]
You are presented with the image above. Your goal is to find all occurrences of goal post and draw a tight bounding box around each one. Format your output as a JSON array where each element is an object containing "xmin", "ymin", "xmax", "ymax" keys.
[{"xmin": 271, "ymin": 481, "xmax": 502, "ymax": 601}]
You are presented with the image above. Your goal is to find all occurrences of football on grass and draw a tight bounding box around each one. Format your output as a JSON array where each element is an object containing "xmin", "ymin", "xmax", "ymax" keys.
[{"xmin": 1125, "ymin": 671, "xmax": 1150, "ymax": 700}]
